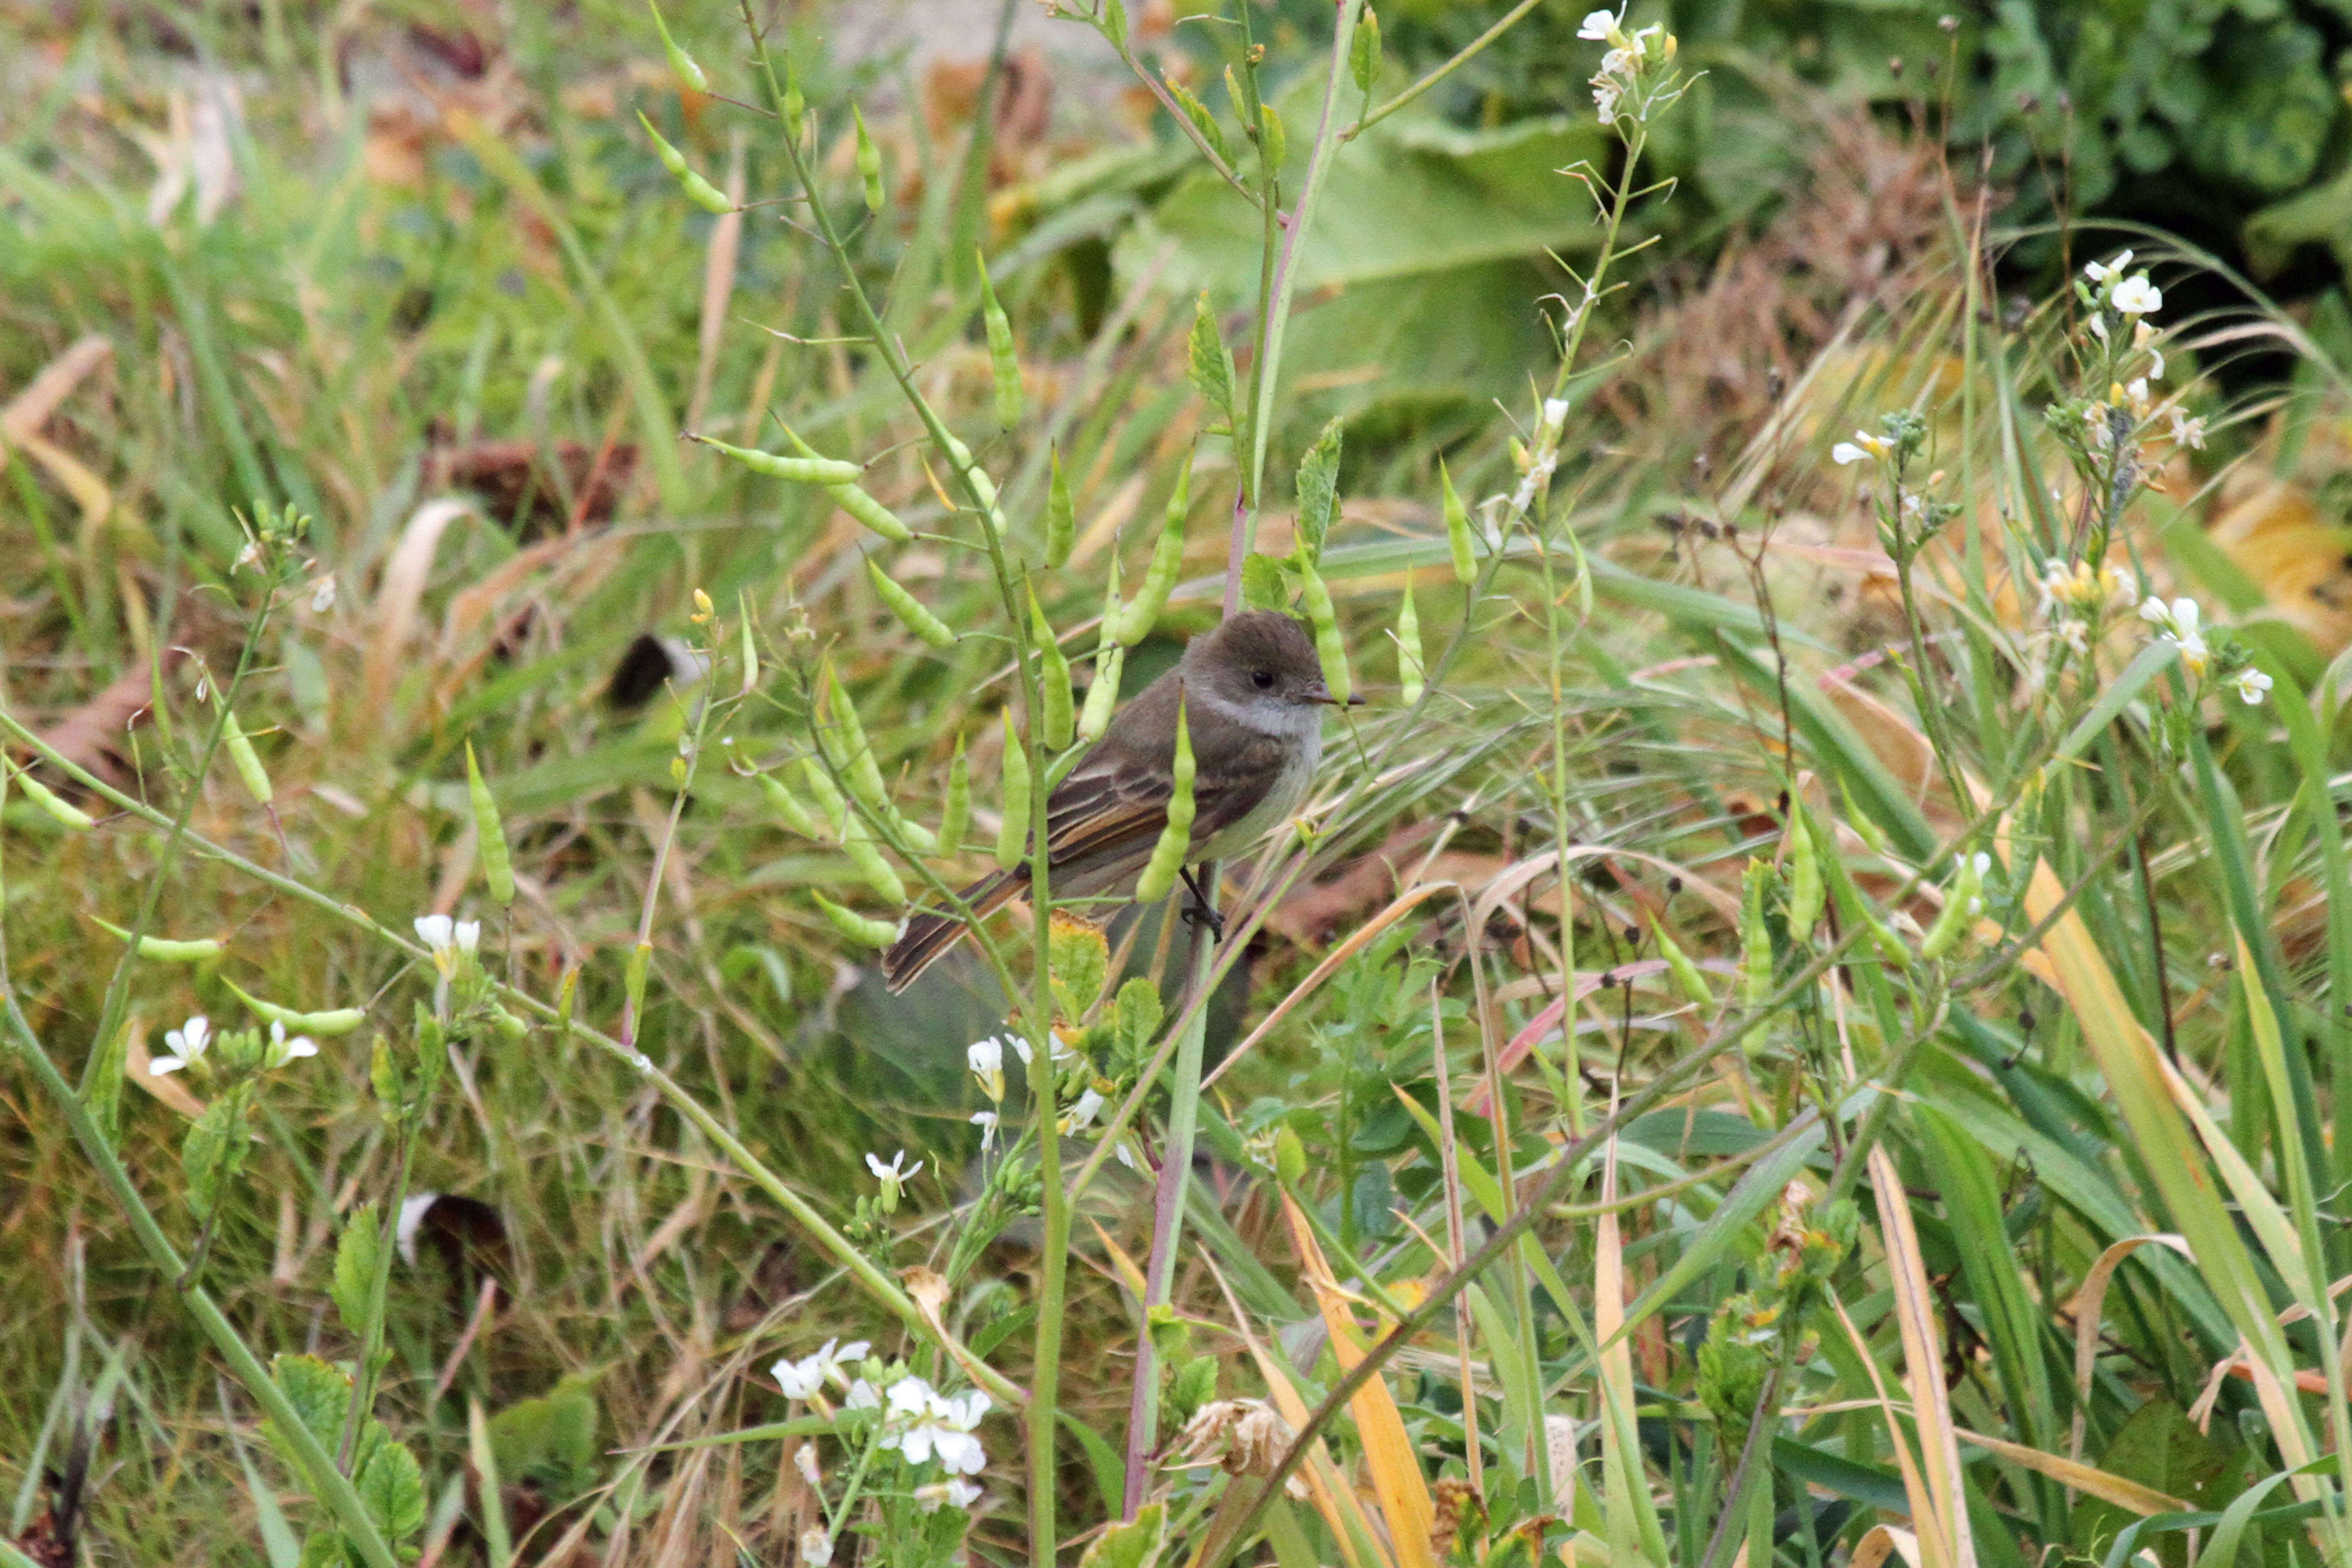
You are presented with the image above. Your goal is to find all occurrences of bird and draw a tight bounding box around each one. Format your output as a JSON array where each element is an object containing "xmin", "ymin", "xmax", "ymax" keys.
[{"xmin": 881, "ymin": 610, "xmax": 1352, "ymax": 992}]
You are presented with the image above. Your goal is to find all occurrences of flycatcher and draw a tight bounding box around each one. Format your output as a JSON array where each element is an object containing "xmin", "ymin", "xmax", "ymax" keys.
[{"xmin": 881, "ymin": 610, "xmax": 1353, "ymax": 991}]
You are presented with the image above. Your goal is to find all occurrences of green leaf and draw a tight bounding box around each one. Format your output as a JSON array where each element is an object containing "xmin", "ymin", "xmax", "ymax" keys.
[
  {"xmin": 354, "ymin": 1431, "xmax": 426, "ymax": 1545},
  {"xmin": 1294, "ymin": 417, "xmax": 1343, "ymax": 563},
  {"xmin": 1349, "ymin": 5, "xmax": 1380, "ymax": 95},
  {"xmin": 331, "ymin": 1204, "xmax": 382, "ymax": 1339},
  {"xmin": 267, "ymin": 1354, "xmax": 352, "ymax": 1470},
  {"xmin": 1164, "ymin": 77, "xmax": 1225, "ymax": 162},
  {"xmin": 1186, "ymin": 292, "xmax": 1237, "ymax": 432},
  {"xmin": 181, "ymin": 1094, "xmax": 246, "ymax": 1220},
  {"xmin": 1080, "ymin": 1500, "xmax": 1166, "ymax": 1568},
  {"xmin": 1240, "ymin": 552, "xmax": 1290, "ymax": 612}
]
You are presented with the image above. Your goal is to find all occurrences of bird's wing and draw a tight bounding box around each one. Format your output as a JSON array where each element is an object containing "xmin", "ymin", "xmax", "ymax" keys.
[{"xmin": 1042, "ymin": 724, "xmax": 1289, "ymax": 866}]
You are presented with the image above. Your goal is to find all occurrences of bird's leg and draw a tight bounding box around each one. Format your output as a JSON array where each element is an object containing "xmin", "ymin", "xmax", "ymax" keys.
[{"xmin": 1178, "ymin": 866, "xmax": 1225, "ymax": 939}]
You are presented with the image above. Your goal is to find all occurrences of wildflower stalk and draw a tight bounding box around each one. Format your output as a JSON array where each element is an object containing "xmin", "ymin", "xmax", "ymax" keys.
[{"xmin": 740, "ymin": 14, "xmax": 1066, "ymax": 1551}]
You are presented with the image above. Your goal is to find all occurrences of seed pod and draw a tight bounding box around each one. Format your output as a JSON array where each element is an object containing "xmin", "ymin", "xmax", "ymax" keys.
[
  {"xmin": 691, "ymin": 434, "xmax": 861, "ymax": 486},
  {"xmin": 1740, "ymin": 857, "xmax": 1774, "ymax": 1007},
  {"xmin": 466, "ymin": 741, "xmax": 515, "ymax": 907},
  {"xmin": 853, "ymin": 105, "xmax": 885, "ymax": 214},
  {"xmin": 815, "ymin": 891, "xmax": 899, "ymax": 949},
  {"xmin": 941, "ymin": 733, "xmax": 971, "ymax": 850},
  {"xmin": 637, "ymin": 113, "xmax": 732, "ymax": 213},
  {"xmin": 1440, "ymin": 457, "xmax": 1475, "ymax": 584},
  {"xmin": 995, "ymin": 708, "xmax": 1030, "ymax": 872},
  {"xmin": 1784, "ymin": 809, "xmax": 1822, "ymax": 946},
  {"xmin": 1350, "ymin": 5, "xmax": 1381, "ymax": 94},
  {"xmin": 1258, "ymin": 102, "xmax": 1286, "ymax": 168},
  {"xmin": 1112, "ymin": 462, "xmax": 1188, "ymax": 646},
  {"xmin": 822, "ymin": 662, "xmax": 892, "ymax": 811},
  {"xmin": 977, "ymin": 251, "xmax": 1022, "ymax": 428},
  {"xmin": 16, "ymin": 770, "xmax": 93, "ymax": 830},
  {"xmin": 1652, "ymin": 923, "xmax": 1711, "ymax": 1008},
  {"xmin": 1865, "ymin": 911, "xmax": 1914, "ymax": 970},
  {"xmin": 1134, "ymin": 691, "xmax": 1195, "ymax": 904},
  {"xmin": 1029, "ymin": 589, "xmax": 1073, "ymax": 752},
  {"xmin": 797, "ymin": 757, "xmax": 851, "ymax": 839},
  {"xmin": 1295, "ymin": 554, "xmax": 1350, "ymax": 706},
  {"xmin": 645, "ymin": 0, "xmax": 707, "ymax": 92},
  {"xmin": 224, "ymin": 980, "xmax": 367, "ymax": 1035},
  {"xmin": 867, "ymin": 557, "xmax": 956, "ymax": 649},
  {"xmin": 1045, "ymin": 447, "xmax": 1076, "ymax": 568},
  {"xmin": 1395, "ymin": 580, "xmax": 1423, "ymax": 706},
  {"xmin": 625, "ymin": 939, "xmax": 652, "ymax": 1019},
  {"xmin": 760, "ymin": 770, "xmax": 823, "ymax": 839},
  {"xmin": 1919, "ymin": 854, "xmax": 1986, "ymax": 961},
  {"xmin": 1079, "ymin": 642, "xmax": 1125, "ymax": 742},
  {"xmin": 841, "ymin": 815, "xmax": 907, "ymax": 905},
  {"xmin": 222, "ymin": 710, "xmax": 274, "ymax": 806},
  {"xmin": 830, "ymin": 483, "xmax": 912, "ymax": 543},
  {"xmin": 93, "ymin": 916, "xmax": 221, "ymax": 963}
]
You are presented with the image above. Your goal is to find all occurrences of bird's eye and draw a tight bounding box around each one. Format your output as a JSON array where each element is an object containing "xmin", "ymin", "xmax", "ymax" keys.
[{"xmin": 1252, "ymin": 670, "xmax": 1274, "ymax": 690}]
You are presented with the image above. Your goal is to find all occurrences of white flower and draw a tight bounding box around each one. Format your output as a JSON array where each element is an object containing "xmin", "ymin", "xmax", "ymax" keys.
[
  {"xmin": 151, "ymin": 1014, "xmax": 212, "ymax": 1075},
  {"xmin": 2167, "ymin": 405, "xmax": 2206, "ymax": 450},
  {"xmin": 264, "ymin": 1020, "xmax": 318, "ymax": 1068},
  {"xmin": 774, "ymin": 1337, "xmax": 872, "ymax": 1401},
  {"xmin": 2232, "ymin": 667, "xmax": 2273, "ymax": 706},
  {"xmin": 967, "ymin": 1037, "xmax": 1006, "ymax": 1101},
  {"xmin": 799, "ymin": 1527, "xmax": 833, "ymax": 1567},
  {"xmin": 844, "ymin": 1378, "xmax": 880, "ymax": 1411},
  {"xmin": 413, "ymin": 914, "xmax": 452, "ymax": 951},
  {"xmin": 970, "ymin": 1110, "xmax": 1000, "ymax": 1151},
  {"xmin": 2083, "ymin": 250, "xmax": 2133, "ymax": 288},
  {"xmin": 2132, "ymin": 319, "xmax": 2165, "ymax": 380},
  {"xmin": 309, "ymin": 574, "xmax": 336, "ymax": 613},
  {"xmin": 867, "ymin": 1149, "xmax": 922, "ymax": 1210},
  {"xmin": 915, "ymin": 1478, "xmax": 983, "ymax": 1513},
  {"xmin": 1591, "ymin": 78, "xmax": 1622, "ymax": 122},
  {"xmin": 1600, "ymin": 46, "xmax": 1633, "ymax": 77},
  {"xmin": 454, "ymin": 920, "xmax": 480, "ymax": 955},
  {"xmin": 881, "ymin": 1382, "xmax": 990, "ymax": 1475},
  {"xmin": 2111, "ymin": 276, "xmax": 2162, "ymax": 317},
  {"xmin": 1832, "ymin": 429, "xmax": 1887, "ymax": 467},
  {"xmin": 1063, "ymin": 1088, "xmax": 1105, "ymax": 1133},
  {"xmin": 2141, "ymin": 595, "xmax": 2209, "ymax": 675},
  {"xmin": 793, "ymin": 1442, "xmax": 822, "ymax": 1488},
  {"xmin": 1577, "ymin": 8, "xmax": 1620, "ymax": 40},
  {"xmin": 2126, "ymin": 377, "xmax": 2149, "ymax": 408},
  {"xmin": 2086, "ymin": 309, "xmax": 2110, "ymax": 344},
  {"xmin": 1007, "ymin": 1033, "xmax": 1070, "ymax": 1068},
  {"xmin": 1539, "ymin": 397, "xmax": 1570, "ymax": 436},
  {"xmin": 2103, "ymin": 562, "xmax": 2138, "ymax": 608},
  {"xmin": 1113, "ymin": 1140, "xmax": 1141, "ymax": 1172}
]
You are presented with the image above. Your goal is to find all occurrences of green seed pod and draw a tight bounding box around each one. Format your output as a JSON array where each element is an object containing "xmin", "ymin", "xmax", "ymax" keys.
[
  {"xmin": 1030, "ymin": 589, "xmax": 1073, "ymax": 752},
  {"xmin": 636, "ymin": 113, "xmax": 732, "ymax": 213},
  {"xmin": 977, "ymin": 250, "xmax": 1023, "ymax": 428},
  {"xmin": 853, "ymin": 105, "xmax": 885, "ymax": 214},
  {"xmin": 1653, "ymin": 923, "xmax": 1711, "ymax": 1008},
  {"xmin": 1740, "ymin": 857, "xmax": 1774, "ymax": 1007},
  {"xmin": 797, "ymin": 757, "xmax": 851, "ymax": 839},
  {"xmin": 841, "ymin": 815, "xmax": 907, "ymax": 905},
  {"xmin": 823, "ymin": 662, "xmax": 892, "ymax": 811},
  {"xmin": 645, "ymin": 0, "xmax": 707, "ymax": 92},
  {"xmin": 1079, "ymin": 642, "xmax": 1125, "ymax": 742},
  {"xmin": 1919, "ymin": 854, "xmax": 1986, "ymax": 962},
  {"xmin": 222, "ymin": 710, "xmax": 274, "ymax": 806},
  {"xmin": 760, "ymin": 770, "xmax": 823, "ymax": 839},
  {"xmin": 691, "ymin": 434, "xmax": 861, "ymax": 485},
  {"xmin": 15, "ymin": 770, "xmax": 92, "ymax": 830},
  {"xmin": 1295, "ymin": 555, "xmax": 1350, "ymax": 706},
  {"xmin": 1351, "ymin": 6, "xmax": 1381, "ymax": 94},
  {"xmin": 1865, "ymin": 911, "xmax": 1914, "ymax": 970},
  {"xmin": 781, "ymin": 48, "xmax": 804, "ymax": 126},
  {"xmin": 93, "ymin": 917, "xmax": 221, "ymax": 963},
  {"xmin": 224, "ymin": 980, "xmax": 367, "ymax": 1036},
  {"xmin": 1395, "ymin": 579, "xmax": 1423, "ymax": 707},
  {"xmin": 1258, "ymin": 102, "xmax": 1286, "ymax": 168},
  {"xmin": 867, "ymin": 557, "xmax": 957, "ymax": 649},
  {"xmin": 466, "ymin": 741, "xmax": 515, "ymax": 907},
  {"xmin": 1135, "ymin": 692, "xmax": 1196, "ymax": 904},
  {"xmin": 1784, "ymin": 809, "xmax": 1822, "ymax": 946},
  {"xmin": 1272, "ymin": 1124, "xmax": 1307, "ymax": 1187},
  {"xmin": 1112, "ymin": 463, "xmax": 1189, "ymax": 646},
  {"xmin": 1440, "ymin": 457, "xmax": 1475, "ymax": 584},
  {"xmin": 625, "ymin": 939, "xmax": 652, "ymax": 1019},
  {"xmin": 941, "ymin": 733, "xmax": 971, "ymax": 851},
  {"xmin": 815, "ymin": 891, "xmax": 899, "ymax": 949},
  {"xmin": 1045, "ymin": 447, "xmax": 1076, "ymax": 568},
  {"xmin": 830, "ymin": 483, "xmax": 912, "ymax": 544},
  {"xmin": 995, "ymin": 709, "xmax": 1031, "ymax": 872}
]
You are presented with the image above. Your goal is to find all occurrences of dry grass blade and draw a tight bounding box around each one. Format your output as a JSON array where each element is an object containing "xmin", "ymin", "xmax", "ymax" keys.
[
  {"xmin": 1277, "ymin": 1193, "xmax": 1438, "ymax": 1568},
  {"xmin": 1869, "ymin": 1142, "xmax": 1975, "ymax": 1568},
  {"xmin": 2066, "ymin": 1235, "xmax": 2192, "ymax": 1463},
  {"xmin": 1831, "ymin": 1290, "xmax": 1951, "ymax": 1568},
  {"xmin": 1950, "ymin": 1427, "xmax": 2185, "ymax": 1515}
]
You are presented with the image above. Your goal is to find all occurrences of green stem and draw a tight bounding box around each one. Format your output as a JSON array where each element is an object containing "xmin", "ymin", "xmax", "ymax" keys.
[
  {"xmin": 0, "ymin": 1001, "xmax": 405, "ymax": 1568},
  {"xmin": 1340, "ymin": 0, "xmax": 1547, "ymax": 142}
]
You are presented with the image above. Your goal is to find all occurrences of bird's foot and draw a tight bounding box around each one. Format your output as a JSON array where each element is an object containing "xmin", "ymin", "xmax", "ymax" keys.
[{"xmin": 1178, "ymin": 867, "xmax": 1225, "ymax": 939}]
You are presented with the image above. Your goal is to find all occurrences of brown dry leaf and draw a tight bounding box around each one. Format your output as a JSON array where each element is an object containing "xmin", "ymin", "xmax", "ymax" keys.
[
  {"xmin": 34, "ymin": 652, "xmax": 180, "ymax": 789},
  {"xmin": 2209, "ymin": 476, "xmax": 2352, "ymax": 655},
  {"xmin": 923, "ymin": 49, "xmax": 1055, "ymax": 192},
  {"xmin": 426, "ymin": 437, "xmax": 637, "ymax": 537}
]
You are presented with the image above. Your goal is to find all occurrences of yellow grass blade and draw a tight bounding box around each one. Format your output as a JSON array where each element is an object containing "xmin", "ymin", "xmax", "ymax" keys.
[
  {"xmin": 1869, "ymin": 1144, "xmax": 1977, "ymax": 1568},
  {"xmin": 1280, "ymin": 1193, "xmax": 1439, "ymax": 1568}
]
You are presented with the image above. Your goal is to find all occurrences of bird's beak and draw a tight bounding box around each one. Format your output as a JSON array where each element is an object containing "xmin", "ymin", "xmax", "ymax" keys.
[{"xmin": 1310, "ymin": 687, "xmax": 1367, "ymax": 706}]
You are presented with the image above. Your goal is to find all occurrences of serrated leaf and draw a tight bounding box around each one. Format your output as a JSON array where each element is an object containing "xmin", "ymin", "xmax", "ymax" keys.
[
  {"xmin": 332, "ymin": 1204, "xmax": 382, "ymax": 1339},
  {"xmin": 181, "ymin": 1093, "xmax": 246, "ymax": 1219},
  {"xmin": 355, "ymin": 1430, "xmax": 427, "ymax": 1544},
  {"xmin": 1186, "ymin": 293, "xmax": 1238, "ymax": 432},
  {"xmin": 1115, "ymin": 976, "xmax": 1163, "ymax": 1061},
  {"xmin": 1240, "ymin": 552, "xmax": 1290, "ymax": 612},
  {"xmin": 266, "ymin": 1353, "xmax": 352, "ymax": 1473},
  {"xmin": 1294, "ymin": 417, "xmax": 1343, "ymax": 562}
]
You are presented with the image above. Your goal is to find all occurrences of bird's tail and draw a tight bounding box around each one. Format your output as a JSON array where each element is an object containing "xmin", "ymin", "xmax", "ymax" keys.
[{"xmin": 880, "ymin": 868, "xmax": 1027, "ymax": 992}]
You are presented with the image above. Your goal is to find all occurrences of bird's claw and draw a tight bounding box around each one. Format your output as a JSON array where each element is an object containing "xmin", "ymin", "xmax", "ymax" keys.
[{"xmin": 1181, "ymin": 900, "xmax": 1226, "ymax": 939}]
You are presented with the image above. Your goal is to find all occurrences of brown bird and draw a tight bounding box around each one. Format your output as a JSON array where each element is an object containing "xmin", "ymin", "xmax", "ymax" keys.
[{"xmin": 881, "ymin": 611, "xmax": 1352, "ymax": 992}]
